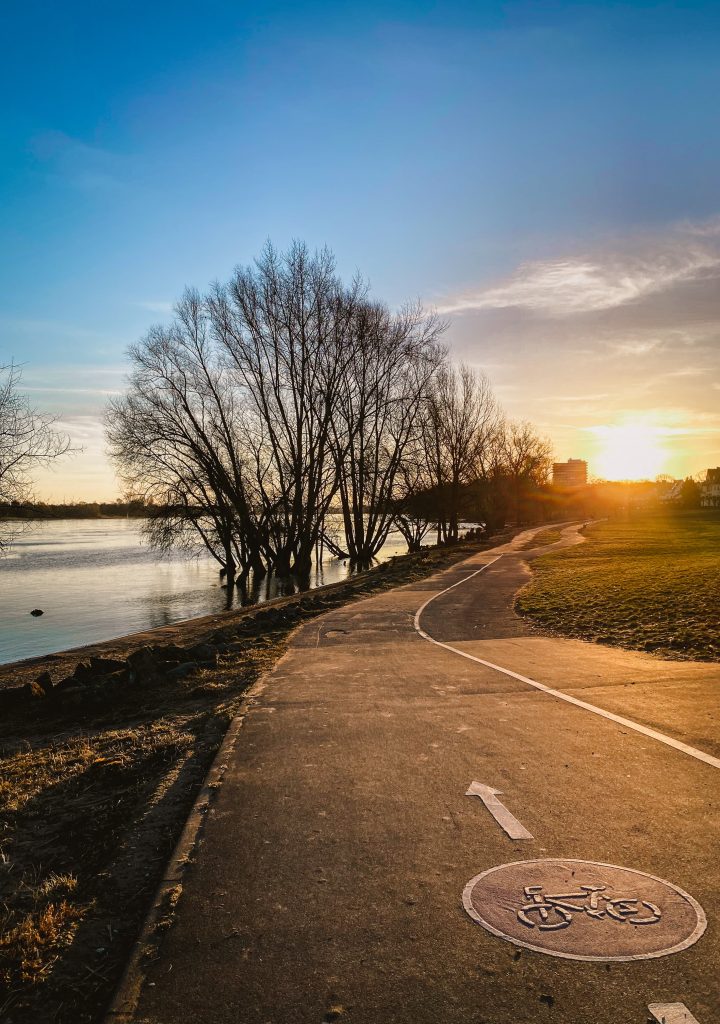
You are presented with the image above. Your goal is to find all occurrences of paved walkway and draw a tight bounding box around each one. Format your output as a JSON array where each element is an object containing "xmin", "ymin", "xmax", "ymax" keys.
[{"xmin": 125, "ymin": 525, "xmax": 719, "ymax": 1024}]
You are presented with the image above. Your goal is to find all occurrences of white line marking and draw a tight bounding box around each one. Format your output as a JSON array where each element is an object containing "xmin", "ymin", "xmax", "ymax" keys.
[
  {"xmin": 414, "ymin": 557, "xmax": 720, "ymax": 772},
  {"xmin": 649, "ymin": 1003, "xmax": 701, "ymax": 1023},
  {"xmin": 466, "ymin": 781, "xmax": 534, "ymax": 840}
]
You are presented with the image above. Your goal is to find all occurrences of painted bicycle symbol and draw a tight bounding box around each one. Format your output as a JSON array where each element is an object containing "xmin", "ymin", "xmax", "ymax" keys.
[{"xmin": 517, "ymin": 884, "xmax": 662, "ymax": 931}]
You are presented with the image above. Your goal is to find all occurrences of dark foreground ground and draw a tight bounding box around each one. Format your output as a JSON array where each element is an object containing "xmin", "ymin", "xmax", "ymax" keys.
[
  {"xmin": 124, "ymin": 524, "xmax": 719, "ymax": 1024},
  {"xmin": 0, "ymin": 532, "xmax": 519, "ymax": 1024}
]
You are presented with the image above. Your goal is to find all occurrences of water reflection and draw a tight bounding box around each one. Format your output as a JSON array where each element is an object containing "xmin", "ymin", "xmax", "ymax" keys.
[{"xmin": 0, "ymin": 519, "xmax": 408, "ymax": 665}]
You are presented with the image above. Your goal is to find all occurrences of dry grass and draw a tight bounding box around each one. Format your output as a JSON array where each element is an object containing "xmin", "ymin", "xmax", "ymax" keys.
[
  {"xmin": 0, "ymin": 532, "xmax": 515, "ymax": 1023},
  {"xmin": 516, "ymin": 511, "xmax": 720, "ymax": 661}
]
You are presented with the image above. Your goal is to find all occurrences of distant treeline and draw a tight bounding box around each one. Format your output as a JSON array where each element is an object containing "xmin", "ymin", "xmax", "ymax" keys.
[{"xmin": 0, "ymin": 499, "xmax": 150, "ymax": 520}]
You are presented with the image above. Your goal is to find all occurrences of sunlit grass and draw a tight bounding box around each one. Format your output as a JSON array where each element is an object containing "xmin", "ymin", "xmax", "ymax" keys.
[{"xmin": 517, "ymin": 511, "xmax": 720, "ymax": 661}]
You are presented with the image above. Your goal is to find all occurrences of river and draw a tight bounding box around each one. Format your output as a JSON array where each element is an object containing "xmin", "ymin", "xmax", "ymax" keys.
[{"xmin": 0, "ymin": 518, "xmax": 409, "ymax": 665}]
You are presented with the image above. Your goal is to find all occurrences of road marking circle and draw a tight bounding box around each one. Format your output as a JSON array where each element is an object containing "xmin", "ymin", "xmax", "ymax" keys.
[{"xmin": 462, "ymin": 859, "xmax": 706, "ymax": 961}]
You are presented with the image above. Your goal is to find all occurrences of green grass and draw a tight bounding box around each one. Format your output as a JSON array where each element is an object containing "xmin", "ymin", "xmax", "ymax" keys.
[{"xmin": 516, "ymin": 511, "xmax": 720, "ymax": 661}]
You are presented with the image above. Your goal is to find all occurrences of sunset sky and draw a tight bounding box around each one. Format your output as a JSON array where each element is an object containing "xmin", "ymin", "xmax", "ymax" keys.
[{"xmin": 2, "ymin": 1, "xmax": 719, "ymax": 499}]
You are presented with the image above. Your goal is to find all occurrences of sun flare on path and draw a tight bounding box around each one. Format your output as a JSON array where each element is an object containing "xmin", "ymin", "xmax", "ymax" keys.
[{"xmin": 591, "ymin": 422, "xmax": 670, "ymax": 481}]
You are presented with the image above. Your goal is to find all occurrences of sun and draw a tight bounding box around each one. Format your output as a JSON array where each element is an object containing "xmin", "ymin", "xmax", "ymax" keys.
[{"xmin": 592, "ymin": 422, "xmax": 669, "ymax": 481}]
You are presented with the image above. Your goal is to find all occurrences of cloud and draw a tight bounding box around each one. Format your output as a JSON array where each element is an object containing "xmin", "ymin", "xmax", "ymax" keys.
[
  {"xmin": 29, "ymin": 131, "xmax": 129, "ymax": 192},
  {"xmin": 136, "ymin": 300, "xmax": 174, "ymax": 315},
  {"xmin": 550, "ymin": 393, "xmax": 611, "ymax": 402},
  {"xmin": 607, "ymin": 338, "xmax": 665, "ymax": 356},
  {"xmin": 24, "ymin": 386, "xmax": 122, "ymax": 396},
  {"xmin": 437, "ymin": 223, "xmax": 720, "ymax": 317}
]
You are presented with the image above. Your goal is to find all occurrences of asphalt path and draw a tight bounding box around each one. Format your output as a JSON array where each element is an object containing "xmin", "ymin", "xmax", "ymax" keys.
[{"xmin": 130, "ymin": 524, "xmax": 720, "ymax": 1024}]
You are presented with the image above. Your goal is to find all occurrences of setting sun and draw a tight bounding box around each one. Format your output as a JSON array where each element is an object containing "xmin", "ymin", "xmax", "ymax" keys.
[{"xmin": 592, "ymin": 422, "xmax": 669, "ymax": 481}]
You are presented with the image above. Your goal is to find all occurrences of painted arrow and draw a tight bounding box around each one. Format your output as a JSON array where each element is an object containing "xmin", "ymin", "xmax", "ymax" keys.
[
  {"xmin": 466, "ymin": 781, "xmax": 533, "ymax": 840},
  {"xmin": 648, "ymin": 1004, "xmax": 700, "ymax": 1024}
]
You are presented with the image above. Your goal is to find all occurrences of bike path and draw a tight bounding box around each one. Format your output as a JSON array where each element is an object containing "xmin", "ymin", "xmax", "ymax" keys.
[{"xmin": 130, "ymin": 525, "xmax": 720, "ymax": 1024}]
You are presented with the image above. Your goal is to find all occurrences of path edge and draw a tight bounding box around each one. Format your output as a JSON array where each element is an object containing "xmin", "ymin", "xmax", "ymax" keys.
[{"xmin": 103, "ymin": 698, "xmax": 249, "ymax": 1022}]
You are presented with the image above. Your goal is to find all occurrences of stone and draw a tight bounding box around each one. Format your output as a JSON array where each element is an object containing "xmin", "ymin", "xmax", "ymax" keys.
[
  {"xmin": 35, "ymin": 671, "xmax": 54, "ymax": 695},
  {"xmin": 89, "ymin": 656, "xmax": 127, "ymax": 674},
  {"xmin": 166, "ymin": 662, "xmax": 198, "ymax": 680},
  {"xmin": 72, "ymin": 662, "xmax": 94, "ymax": 682},
  {"xmin": 24, "ymin": 681, "xmax": 47, "ymax": 699}
]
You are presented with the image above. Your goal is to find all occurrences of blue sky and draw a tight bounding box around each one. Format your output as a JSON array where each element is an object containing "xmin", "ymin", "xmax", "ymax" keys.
[{"xmin": 2, "ymin": 1, "xmax": 720, "ymax": 497}]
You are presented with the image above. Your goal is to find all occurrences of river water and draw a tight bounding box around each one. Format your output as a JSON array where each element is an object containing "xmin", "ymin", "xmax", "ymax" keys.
[{"xmin": 0, "ymin": 519, "xmax": 409, "ymax": 665}]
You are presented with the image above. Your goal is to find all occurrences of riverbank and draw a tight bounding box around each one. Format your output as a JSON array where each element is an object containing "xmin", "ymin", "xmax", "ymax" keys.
[
  {"xmin": 0, "ymin": 517, "xmax": 413, "ymax": 665},
  {"xmin": 516, "ymin": 510, "xmax": 720, "ymax": 661},
  {"xmin": 0, "ymin": 528, "xmax": 520, "ymax": 1024}
]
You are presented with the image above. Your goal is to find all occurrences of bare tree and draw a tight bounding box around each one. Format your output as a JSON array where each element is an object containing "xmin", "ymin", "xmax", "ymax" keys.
[
  {"xmin": 391, "ymin": 444, "xmax": 438, "ymax": 551},
  {"xmin": 209, "ymin": 242, "xmax": 364, "ymax": 576},
  {"xmin": 331, "ymin": 301, "xmax": 445, "ymax": 564},
  {"xmin": 499, "ymin": 419, "xmax": 553, "ymax": 524},
  {"xmin": 106, "ymin": 293, "xmax": 263, "ymax": 582},
  {"xmin": 0, "ymin": 363, "xmax": 72, "ymax": 546},
  {"xmin": 423, "ymin": 364, "xmax": 502, "ymax": 543}
]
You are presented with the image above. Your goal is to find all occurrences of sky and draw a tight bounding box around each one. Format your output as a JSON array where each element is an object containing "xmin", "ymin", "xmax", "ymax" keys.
[{"xmin": 2, "ymin": 0, "xmax": 719, "ymax": 499}]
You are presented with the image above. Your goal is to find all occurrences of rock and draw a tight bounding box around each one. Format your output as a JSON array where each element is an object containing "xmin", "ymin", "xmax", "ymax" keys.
[
  {"xmin": 24, "ymin": 681, "xmax": 47, "ymax": 699},
  {"xmin": 126, "ymin": 646, "xmax": 161, "ymax": 674},
  {"xmin": 166, "ymin": 661, "xmax": 198, "ymax": 680},
  {"xmin": 55, "ymin": 676, "xmax": 81, "ymax": 692},
  {"xmin": 35, "ymin": 671, "xmax": 54, "ymax": 695},
  {"xmin": 188, "ymin": 643, "xmax": 218, "ymax": 663},
  {"xmin": 155, "ymin": 645, "xmax": 187, "ymax": 664},
  {"xmin": 89, "ymin": 656, "xmax": 127, "ymax": 674},
  {"xmin": 72, "ymin": 661, "xmax": 94, "ymax": 683},
  {"xmin": 30, "ymin": 608, "xmax": 44, "ymax": 617}
]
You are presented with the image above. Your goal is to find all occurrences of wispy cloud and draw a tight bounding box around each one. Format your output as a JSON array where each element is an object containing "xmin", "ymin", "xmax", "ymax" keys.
[
  {"xmin": 135, "ymin": 300, "xmax": 174, "ymax": 316},
  {"xmin": 437, "ymin": 223, "xmax": 720, "ymax": 317},
  {"xmin": 29, "ymin": 131, "xmax": 130, "ymax": 193},
  {"xmin": 24, "ymin": 386, "xmax": 122, "ymax": 396},
  {"xmin": 607, "ymin": 338, "xmax": 665, "ymax": 356},
  {"xmin": 551, "ymin": 393, "xmax": 611, "ymax": 402}
]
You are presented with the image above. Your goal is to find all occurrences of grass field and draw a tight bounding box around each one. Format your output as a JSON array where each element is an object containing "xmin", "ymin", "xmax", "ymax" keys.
[{"xmin": 516, "ymin": 511, "xmax": 720, "ymax": 661}]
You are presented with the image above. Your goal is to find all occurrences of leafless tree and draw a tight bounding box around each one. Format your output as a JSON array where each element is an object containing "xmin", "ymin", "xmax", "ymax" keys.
[
  {"xmin": 391, "ymin": 445, "xmax": 438, "ymax": 551},
  {"xmin": 106, "ymin": 293, "xmax": 263, "ymax": 582},
  {"xmin": 209, "ymin": 242, "xmax": 364, "ymax": 576},
  {"xmin": 108, "ymin": 241, "xmax": 555, "ymax": 582},
  {"xmin": 499, "ymin": 419, "xmax": 553, "ymax": 523},
  {"xmin": 0, "ymin": 363, "xmax": 72, "ymax": 547},
  {"xmin": 331, "ymin": 301, "xmax": 445, "ymax": 564},
  {"xmin": 423, "ymin": 364, "xmax": 502, "ymax": 542}
]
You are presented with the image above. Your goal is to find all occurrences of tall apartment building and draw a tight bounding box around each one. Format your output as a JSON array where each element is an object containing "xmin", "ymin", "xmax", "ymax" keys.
[{"xmin": 552, "ymin": 458, "xmax": 588, "ymax": 488}]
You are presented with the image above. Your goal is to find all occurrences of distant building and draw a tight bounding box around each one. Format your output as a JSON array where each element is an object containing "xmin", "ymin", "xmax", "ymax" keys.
[
  {"xmin": 701, "ymin": 468, "xmax": 720, "ymax": 508},
  {"xmin": 659, "ymin": 480, "xmax": 684, "ymax": 503},
  {"xmin": 552, "ymin": 458, "xmax": 588, "ymax": 488}
]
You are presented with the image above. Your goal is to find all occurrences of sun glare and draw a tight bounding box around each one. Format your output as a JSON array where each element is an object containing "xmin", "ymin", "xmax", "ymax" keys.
[{"xmin": 592, "ymin": 423, "xmax": 669, "ymax": 481}]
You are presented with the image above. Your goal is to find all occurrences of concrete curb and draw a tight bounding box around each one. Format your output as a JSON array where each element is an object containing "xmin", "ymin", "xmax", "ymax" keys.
[{"xmin": 103, "ymin": 700, "xmax": 249, "ymax": 1022}]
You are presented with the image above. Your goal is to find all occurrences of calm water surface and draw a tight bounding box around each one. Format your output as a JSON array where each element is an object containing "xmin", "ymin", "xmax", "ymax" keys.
[{"xmin": 0, "ymin": 519, "xmax": 408, "ymax": 665}]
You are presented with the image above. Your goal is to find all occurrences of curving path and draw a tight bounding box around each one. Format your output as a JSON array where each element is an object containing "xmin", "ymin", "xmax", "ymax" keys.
[{"xmin": 126, "ymin": 524, "xmax": 720, "ymax": 1024}]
